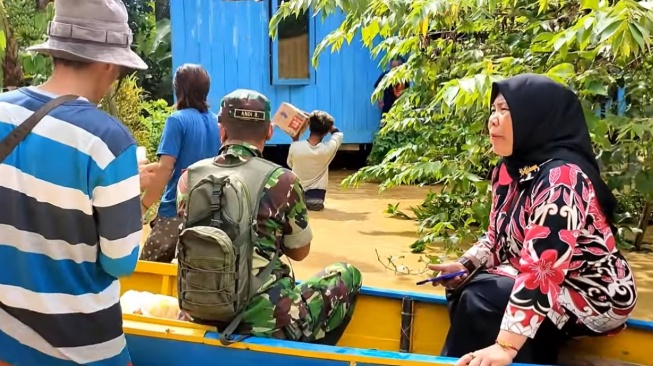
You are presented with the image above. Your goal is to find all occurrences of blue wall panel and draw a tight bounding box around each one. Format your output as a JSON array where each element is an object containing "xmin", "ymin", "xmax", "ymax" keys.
[{"xmin": 170, "ymin": 0, "xmax": 384, "ymax": 145}]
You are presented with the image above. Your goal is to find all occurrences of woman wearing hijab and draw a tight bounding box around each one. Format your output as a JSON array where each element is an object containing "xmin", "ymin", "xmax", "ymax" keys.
[{"xmin": 428, "ymin": 74, "xmax": 637, "ymax": 366}]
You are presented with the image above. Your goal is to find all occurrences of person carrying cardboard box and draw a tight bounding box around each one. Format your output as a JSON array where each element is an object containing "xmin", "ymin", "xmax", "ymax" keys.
[{"xmin": 287, "ymin": 111, "xmax": 343, "ymax": 211}]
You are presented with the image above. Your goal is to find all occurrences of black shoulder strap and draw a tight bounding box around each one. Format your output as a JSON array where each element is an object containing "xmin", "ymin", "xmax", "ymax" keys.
[{"xmin": 0, "ymin": 94, "xmax": 79, "ymax": 163}]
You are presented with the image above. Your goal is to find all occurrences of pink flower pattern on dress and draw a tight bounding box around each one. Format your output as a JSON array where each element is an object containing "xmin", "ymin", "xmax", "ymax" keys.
[{"xmin": 520, "ymin": 248, "xmax": 566, "ymax": 294}]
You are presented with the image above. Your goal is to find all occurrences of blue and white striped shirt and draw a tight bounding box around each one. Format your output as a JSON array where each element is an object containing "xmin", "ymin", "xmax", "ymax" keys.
[{"xmin": 0, "ymin": 88, "xmax": 141, "ymax": 365}]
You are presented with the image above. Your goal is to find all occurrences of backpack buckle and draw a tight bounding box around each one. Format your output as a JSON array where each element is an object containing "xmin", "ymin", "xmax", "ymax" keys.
[{"xmin": 211, "ymin": 189, "xmax": 222, "ymax": 210}]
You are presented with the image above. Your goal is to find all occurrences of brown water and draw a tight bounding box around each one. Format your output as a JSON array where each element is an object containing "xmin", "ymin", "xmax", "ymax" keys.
[
  {"xmin": 290, "ymin": 170, "xmax": 442, "ymax": 291},
  {"xmin": 142, "ymin": 170, "xmax": 653, "ymax": 320}
]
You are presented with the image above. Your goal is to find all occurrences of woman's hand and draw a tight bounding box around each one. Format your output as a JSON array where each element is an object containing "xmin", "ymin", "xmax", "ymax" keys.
[
  {"xmin": 427, "ymin": 262, "xmax": 467, "ymax": 288},
  {"xmin": 456, "ymin": 344, "xmax": 515, "ymax": 366}
]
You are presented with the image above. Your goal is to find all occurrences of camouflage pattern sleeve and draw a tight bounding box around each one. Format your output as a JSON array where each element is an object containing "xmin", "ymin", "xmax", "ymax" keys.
[
  {"xmin": 265, "ymin": 169, "xmax": 312, "ymax": 250},
  {"xmin": 176, "ymin": 169, "xmax": 190, "ymax": 217}
]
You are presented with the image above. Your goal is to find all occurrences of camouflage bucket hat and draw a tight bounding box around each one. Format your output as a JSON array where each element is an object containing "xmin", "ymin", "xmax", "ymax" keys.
[{"xmin": 219, "ymin": 89, "xmax": 271, "ymax": 124}]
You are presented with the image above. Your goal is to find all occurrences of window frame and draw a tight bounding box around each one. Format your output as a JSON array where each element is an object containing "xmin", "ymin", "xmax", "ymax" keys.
[{"xmin": 269, "ymin": 0, "xmax": 316, "ymax": 86}]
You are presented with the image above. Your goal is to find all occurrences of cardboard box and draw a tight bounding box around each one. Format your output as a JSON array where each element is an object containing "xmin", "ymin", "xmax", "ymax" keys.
[{"xmin": 272, "ymin": 102, "xmax": 310, "ymax": 138}]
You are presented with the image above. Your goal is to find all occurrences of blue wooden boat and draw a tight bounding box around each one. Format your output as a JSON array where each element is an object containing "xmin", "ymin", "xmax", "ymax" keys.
[{"xmin": 120, "ymin": 261, "xmax": 650, "ymax": 366}]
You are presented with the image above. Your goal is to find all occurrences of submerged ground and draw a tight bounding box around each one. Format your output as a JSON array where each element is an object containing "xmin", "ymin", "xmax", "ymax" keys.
[{"xmin": 141, "ymin": 170, "xmax": 653, "ymax": 321}]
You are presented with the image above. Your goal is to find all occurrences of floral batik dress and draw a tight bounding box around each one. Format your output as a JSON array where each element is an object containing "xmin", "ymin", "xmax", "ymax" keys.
[{"xmin": 464, "ymin": 160, "xmax": 637, "ymax": 339}]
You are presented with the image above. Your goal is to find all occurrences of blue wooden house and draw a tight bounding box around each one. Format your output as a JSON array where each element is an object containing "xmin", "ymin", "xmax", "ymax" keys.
[{"xmin": 169, "ymin": 0, "xmax": 384, "ymax": 145}]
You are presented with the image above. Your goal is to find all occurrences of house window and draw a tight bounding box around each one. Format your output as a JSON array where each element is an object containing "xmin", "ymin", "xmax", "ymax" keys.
[{"xmin": 270, "ymin": 0, "xmax": 315, "ymax": 85}]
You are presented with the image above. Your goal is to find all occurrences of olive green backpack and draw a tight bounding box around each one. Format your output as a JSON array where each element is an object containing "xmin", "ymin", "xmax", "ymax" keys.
[{"xmin": 177, "ymin": 156, "xmax": 279, "ymax": 345}]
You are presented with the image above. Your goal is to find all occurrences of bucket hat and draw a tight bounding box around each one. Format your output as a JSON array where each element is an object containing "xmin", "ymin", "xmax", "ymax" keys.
[{"xmin": 27, "ymin": 0, "xmax": 147, "ymax": 70}]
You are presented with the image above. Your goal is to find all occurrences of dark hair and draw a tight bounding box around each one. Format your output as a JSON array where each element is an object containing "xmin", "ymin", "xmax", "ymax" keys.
[
  {"xmin": 52, "ymin": 56, "xmax": 133, "ymax": 80},
  {"xmin": 219, "ymin": 119, "xmax": 271, "ymax": 142},
  {"xmin": 52, "ymin": 57, "xmax": 93, "ymax": 70},
  {"xmin": 174, "ymin": 64, "xmax": 210, "ymax": 113},
  {"xmin": 308, "ymin": 110, "xmax": 334, "ymax": 136}
]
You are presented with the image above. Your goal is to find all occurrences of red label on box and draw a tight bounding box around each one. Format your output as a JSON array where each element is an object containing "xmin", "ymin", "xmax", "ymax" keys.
[{"xmin": 288, "ymin": 115, "xmax": 304, "ymax": 132}]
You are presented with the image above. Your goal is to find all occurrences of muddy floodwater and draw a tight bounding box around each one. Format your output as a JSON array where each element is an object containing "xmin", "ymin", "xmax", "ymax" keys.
[{"xmin": 142, "ymin": 170, "xmax": 653, "ymax": 321}]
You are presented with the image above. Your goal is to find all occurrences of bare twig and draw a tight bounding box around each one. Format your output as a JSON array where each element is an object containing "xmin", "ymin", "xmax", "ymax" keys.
[{"xmin": 375, "ymin": 249, "xmax": 431, "ymax": 275}]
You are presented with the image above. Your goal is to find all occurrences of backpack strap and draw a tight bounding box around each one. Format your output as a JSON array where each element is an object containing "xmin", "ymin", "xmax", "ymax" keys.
[
  {"xmin": 0, "ymin": 94, "xmax": 78, "ymax": 163},
  {"xmin": 219, "ymin": 161, "xmax": 283, "ymax": 346},
  {"xmin": 218, "ymin": 246, "xmax": 281, "ymax": 345},
  {"xmin": 209, "ymin": 179, "xmax": 227, "ymax": 228}
]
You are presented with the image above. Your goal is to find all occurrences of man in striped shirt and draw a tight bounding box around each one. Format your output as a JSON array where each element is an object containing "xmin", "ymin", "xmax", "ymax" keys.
[{"xmin": 0, "ymin": 0, "xmax": 148, "ymax": 364}]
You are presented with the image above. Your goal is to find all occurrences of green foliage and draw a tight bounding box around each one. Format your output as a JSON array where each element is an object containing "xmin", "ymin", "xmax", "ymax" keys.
[
  {"xmin": 3, "ymin": 0, "xmax": 46, "ymax": 48},
  {"xmin": 5, "ymin": 0, "xmax": 53, "ymax": 84},
  {"xmin": 133, "ymin": 17, "xmax": 173, "ymax": 103},
  {"xmin": 140, "ymin": 98, "xmax": 174, "ymax": 161},
  {"xmin": 367, "ymin": 129, "xmax": 422, "ymax": 165},
  {"xmin": 0, "ymin": 0, "xmax": 8, "ymax": 53},
  {"xmin": 154, "ymin": 0, "xmax": 170, "ymax": 21},
  {"xmin": 271, "ymin": 0, "xmax": 653, "ymax": 253},
  {"xmin": 98, "ymin": 75, "xmax": 173, "ymax": 161},
  {"xmin": 20, "ymin": 51, "xmax": 51, "ymax": 85},
  {"xmin": 128, "ymin": 0, "xmax": 173, "ymax": 103},
  {"xmin": 124, "ymin": 0, "xmax": 155, "ymax": 37},
  {"xmin": 99, "ymin": 75, "xmax": 147, "ymax": 146},
  {"xmin": 5, "ymin": 0, "xmax": 40, "ymax": 47},
  {"xmin": 5, "ymin": 0, "xmax": 51, "ymax": 47}
]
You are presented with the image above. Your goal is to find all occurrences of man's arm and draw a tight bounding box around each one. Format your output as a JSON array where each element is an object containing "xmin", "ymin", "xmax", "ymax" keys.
[
  {"xmin": 278, "ymin": 171, "xmax": 312, "ymax": 261},
  {"xmin": 324, "ymin": 126, "xmax": 344, "ymax": 153},
  {"xmin": 92, "ymin": 145, "xmax": 142, "ymax": 278},
  {"xmin": 141, "ymin": 115, "xmax": 182, "ymax": 210},
  {"xmin": 286, "ymin": 144, "xmax": 294, "ymax": 169}
]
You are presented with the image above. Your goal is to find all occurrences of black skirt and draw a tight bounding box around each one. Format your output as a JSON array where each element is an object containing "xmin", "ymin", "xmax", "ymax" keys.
[{"xmin": 441, "ymin": 272, "xmax": 571, "ymax": 365}]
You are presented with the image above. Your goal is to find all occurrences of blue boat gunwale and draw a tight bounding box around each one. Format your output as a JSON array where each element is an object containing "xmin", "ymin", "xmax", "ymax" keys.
[{"xmin": 200, "ymin": 331, "xmax": 539, "ymax": 366}]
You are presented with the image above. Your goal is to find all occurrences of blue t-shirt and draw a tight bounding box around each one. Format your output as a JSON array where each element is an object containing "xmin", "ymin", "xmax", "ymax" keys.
[{"xmin": 157, "ymin": 108, "xmax": 221, "ymax": 218}]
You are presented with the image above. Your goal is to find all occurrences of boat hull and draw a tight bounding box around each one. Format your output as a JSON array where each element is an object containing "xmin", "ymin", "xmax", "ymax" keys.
[{"xmin": 120, "ymin": 262, "xmax": 652, "ymax": 365}]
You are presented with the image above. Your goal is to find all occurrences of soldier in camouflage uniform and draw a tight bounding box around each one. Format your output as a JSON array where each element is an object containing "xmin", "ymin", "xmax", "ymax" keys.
[{"xmin": 176, "ymin": 89, "xmax": 362, "ymax": 342}]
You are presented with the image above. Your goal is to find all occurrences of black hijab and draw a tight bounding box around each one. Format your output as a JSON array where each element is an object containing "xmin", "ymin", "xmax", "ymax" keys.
[{"xmin": 490, "ymin": 73, "xmax": 617, "ymax": 222}]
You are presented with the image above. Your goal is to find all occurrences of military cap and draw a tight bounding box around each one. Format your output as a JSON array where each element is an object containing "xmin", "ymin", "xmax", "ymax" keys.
[{"xmin": 219, "ymin": 89, "xmax": 271, "ymax": 124}]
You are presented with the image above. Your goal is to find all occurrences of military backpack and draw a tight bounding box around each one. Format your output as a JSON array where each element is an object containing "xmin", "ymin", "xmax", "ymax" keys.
[{"xmin": 176, "ymin": 155, "xmax": 280, "ymax": 345}]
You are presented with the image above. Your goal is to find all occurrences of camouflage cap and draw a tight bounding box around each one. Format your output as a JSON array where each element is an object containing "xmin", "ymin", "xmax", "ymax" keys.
[{"xmin": 219, "ymin": 89, "xmax": 271, "ymax": 124}]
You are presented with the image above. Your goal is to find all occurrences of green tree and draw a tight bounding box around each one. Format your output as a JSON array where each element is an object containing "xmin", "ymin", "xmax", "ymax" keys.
[
  {"xmin": 126, "ymin": 0, "xmax": 173, "ymax": 103},
  {"xmin": 271, "ymin": 0, "xmax": 653, "ymax": 253}
]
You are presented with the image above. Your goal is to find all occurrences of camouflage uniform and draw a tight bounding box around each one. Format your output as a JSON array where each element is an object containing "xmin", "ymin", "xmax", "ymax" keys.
[{"xmin": 176, "ymin": 89, "xmax": 362, "ymax": 342}]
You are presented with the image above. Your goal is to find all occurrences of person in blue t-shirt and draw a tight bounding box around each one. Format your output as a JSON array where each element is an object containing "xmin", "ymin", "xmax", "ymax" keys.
[{"xmin": 139, "ymin": 64, "xmax": 221, "ymax": 262}]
